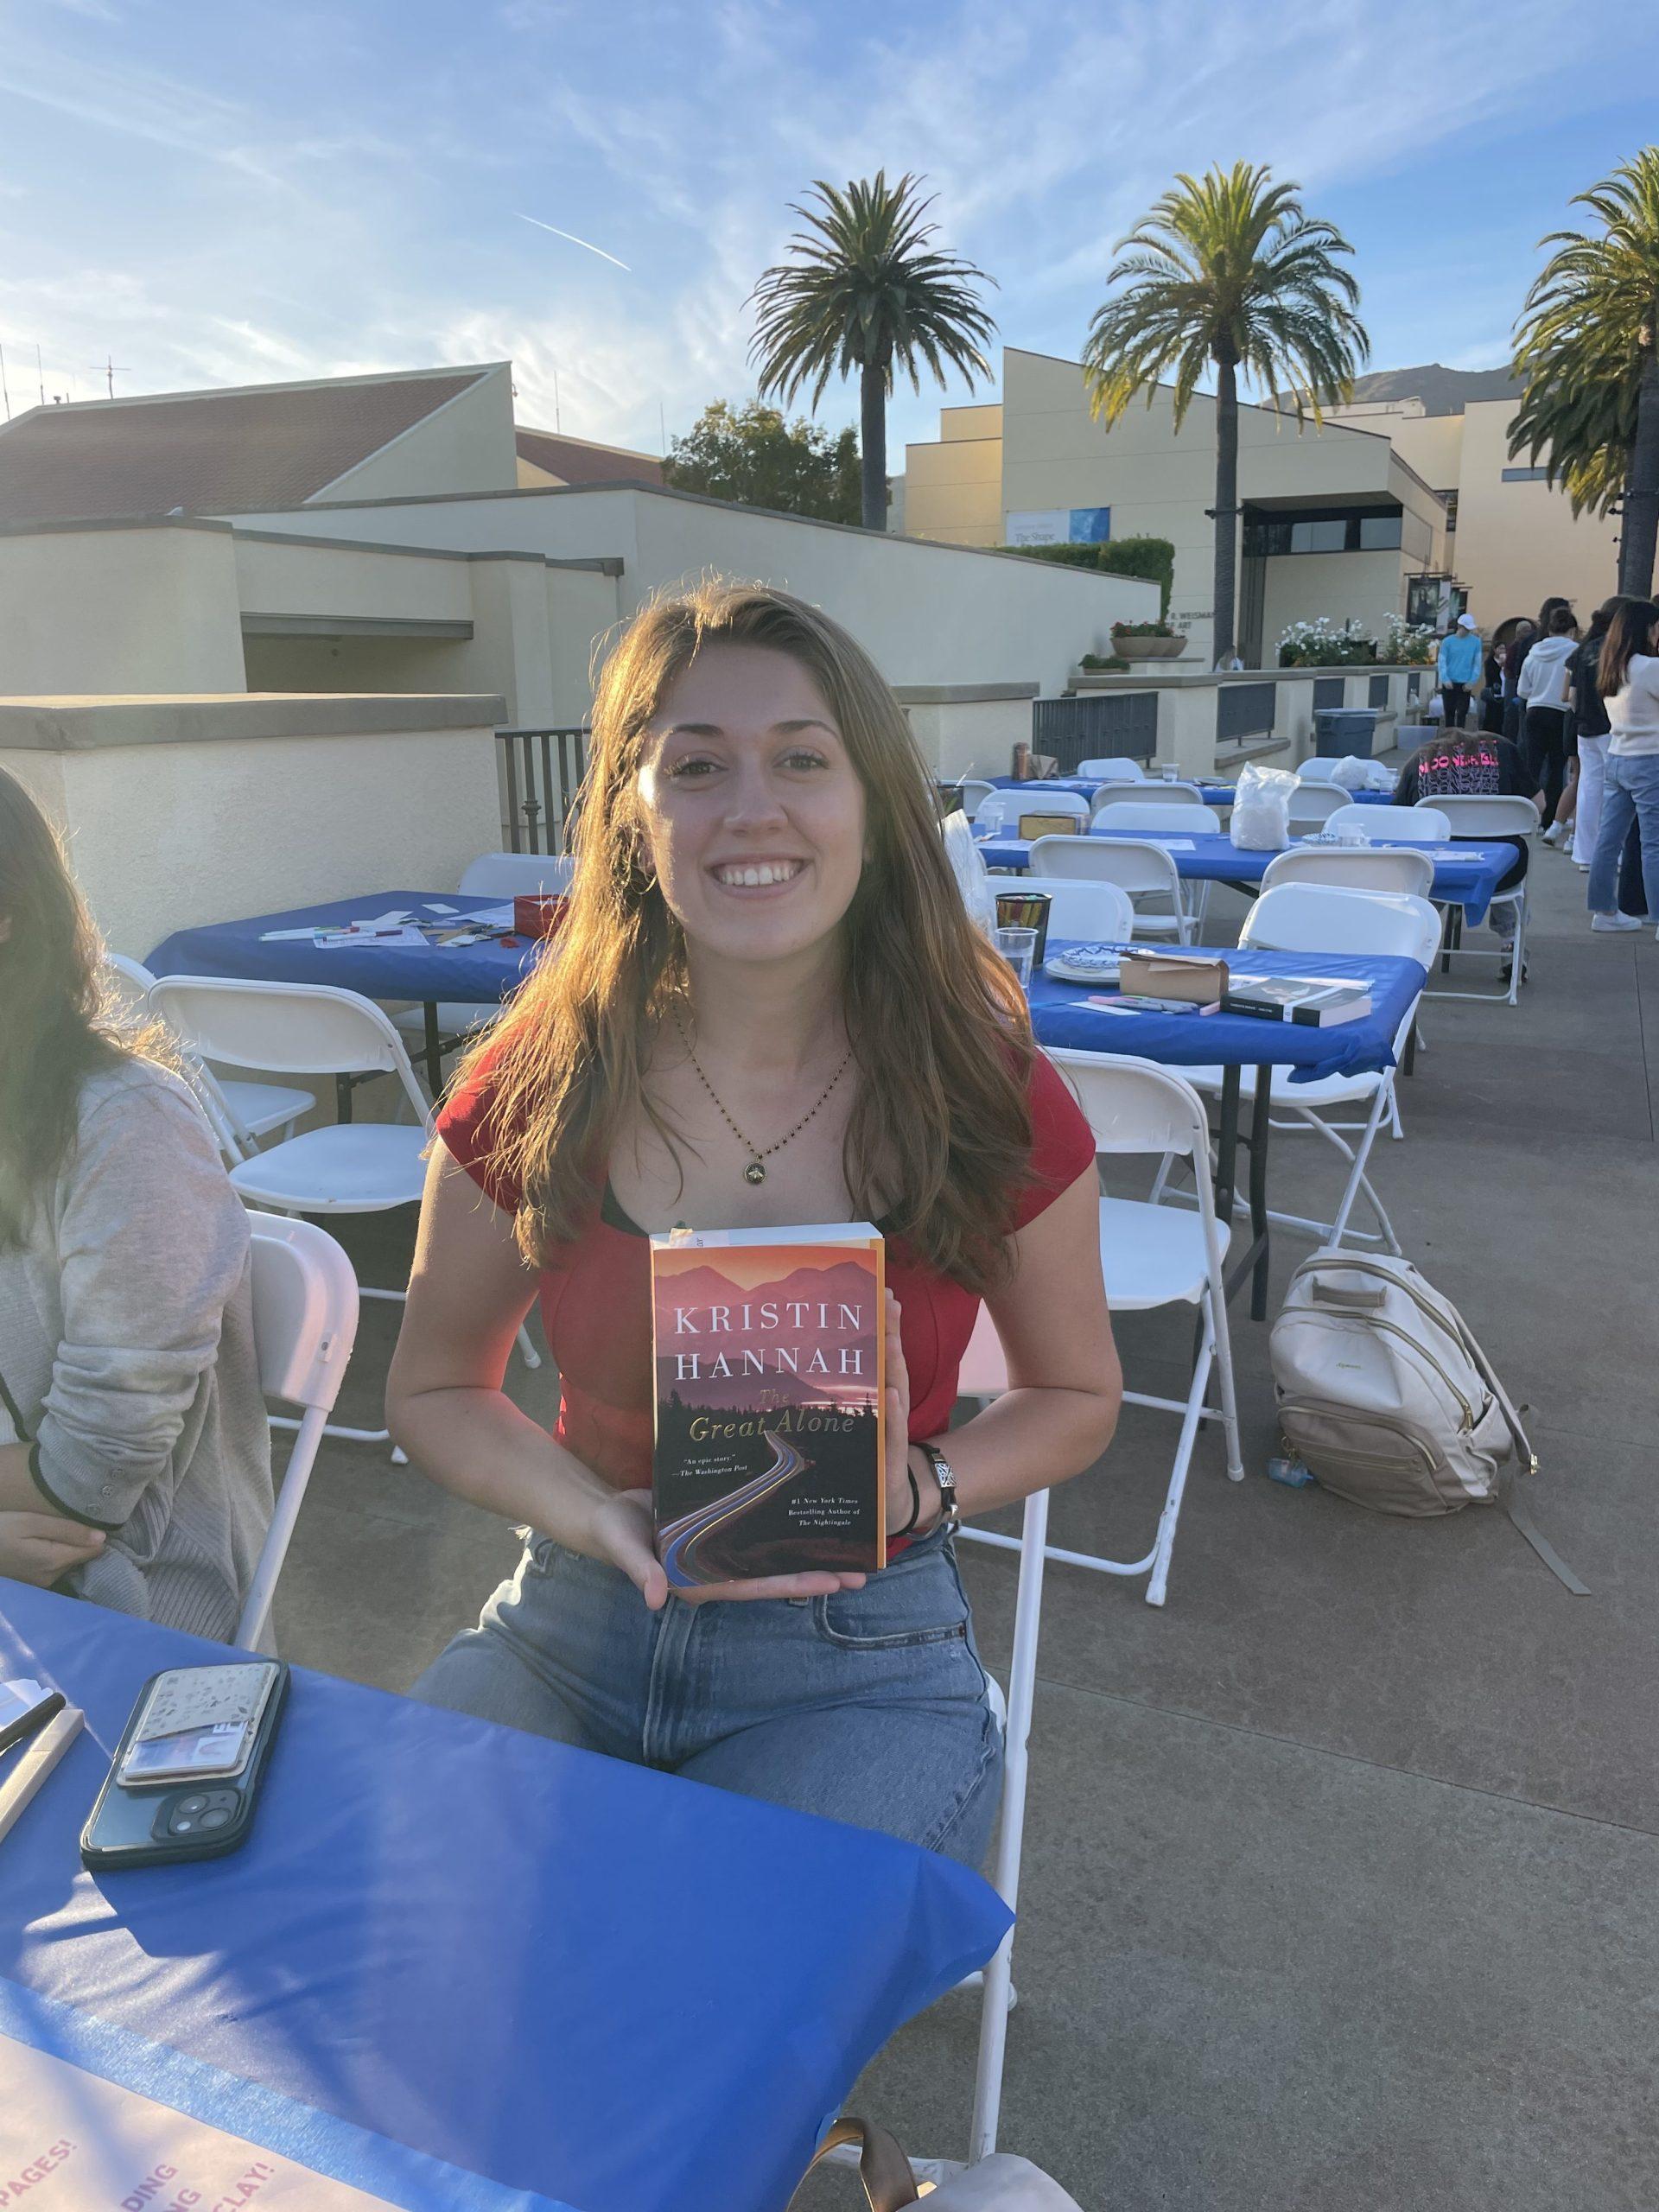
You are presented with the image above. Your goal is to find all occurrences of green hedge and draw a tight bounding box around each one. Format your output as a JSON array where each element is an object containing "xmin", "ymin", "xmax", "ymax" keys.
[{"xmin": 995, "ymin": 536, "xmax": 1175, "ymax": 614}]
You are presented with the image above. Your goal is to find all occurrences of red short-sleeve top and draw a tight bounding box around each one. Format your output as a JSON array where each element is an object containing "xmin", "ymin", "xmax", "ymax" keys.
[{"xmin": 436, "ymin": 1050, "xmax": 1094, "ymax": 1492}]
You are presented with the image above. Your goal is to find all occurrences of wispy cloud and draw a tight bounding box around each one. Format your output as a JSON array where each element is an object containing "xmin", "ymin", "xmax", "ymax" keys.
[
  {"xmin": 0, "ymin": 0, "xmax": 1655, "ymax": 444},
  {"xmin": 515, "ymin": 213, "xmax": 632, "ymax": 272}
]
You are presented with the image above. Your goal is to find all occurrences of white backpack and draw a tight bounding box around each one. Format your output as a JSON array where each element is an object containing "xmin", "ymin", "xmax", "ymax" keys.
[{"xmin": 1270, "ymin": 1251, "xmax": 1586, "ymax": 1592}]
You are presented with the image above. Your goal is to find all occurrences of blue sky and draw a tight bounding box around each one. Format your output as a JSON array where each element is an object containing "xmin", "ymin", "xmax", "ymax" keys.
[{"xmin": 2, "ymin": 0, "xmax": 1656, "ymax": 461}]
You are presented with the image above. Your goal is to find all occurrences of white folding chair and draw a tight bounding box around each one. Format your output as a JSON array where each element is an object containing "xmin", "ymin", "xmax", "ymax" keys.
[
  {"xmin": 1027, "ymin": 836, "xmax": 1190, "ymax": 943},
  {"xmin": 1076, "ymin": 757, "xmax": 1146, "ymax": 782},
  {"xmin": 1162, "ymin": 885, "xmax": 1441, "ymax": 1251},
  {"xmin": 1031, "ymin": 878, "xmax": 1135, "ymax": 945},
  {"xmin": 957, "ymin": 779, "xmax": 996, "ymax": 819},
  {"xmin": 1326, "ymin": 803, "xmax": 1451, "ymax": 842},
  {"xmin": 1262, "ymin": 846, "xmax": 1435, "ymax": 899},
  {"xmin": 1093, "ymin": 779, "xmax": 1206, "ymax": 810},
  {"xmin": 1090, "ymin": 801, "xmax": 1223, "ymax": 836},
  {"xmin": 1418, "ymin": 793, "xmax": 1539, "ymax": 1008},
  {"xmin": 1287, "ymin": 782, "xmax": 1348, "ymax": 832},
  {"xmin": 237, "ymin": 1213, "xmax": 360, "ymax": 1650},
  {"xmin": 391, "ymin": 851, "xmax": 575, "ymax": 1064},
  {"xmin": 953, "ymin": 1306, "xmax": 1048, "ymax": 2168},
  {"xmin": 105, "ymin": 953, "xmax": 311, "ymax": 1164},
  {"xmin": 961, "ymin": 1055, "xmax": 1243, "ymax": 1614},
  {"xmin": 149, "ymin": 976, "xmax": 538, "ymax": 1444}
]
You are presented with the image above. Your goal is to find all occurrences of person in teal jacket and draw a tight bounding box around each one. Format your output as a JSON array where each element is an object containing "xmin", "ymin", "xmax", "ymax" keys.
[{"xmin": 1436, "ymin": 613, "xmax": 1484, "ymax": 728}]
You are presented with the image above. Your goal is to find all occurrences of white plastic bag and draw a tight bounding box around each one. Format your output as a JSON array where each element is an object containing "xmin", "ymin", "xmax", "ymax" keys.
[
  {"xmin": 1329, "ymin": 753, "xmax": 1369, "ymax": 790},
  {"xmin": 1229, "ymin": 762, "xmax": 1294, "ymax": 851},
  {"xmin": 942, "ymin": 810, "xmax": 998, "ymax": 937}
]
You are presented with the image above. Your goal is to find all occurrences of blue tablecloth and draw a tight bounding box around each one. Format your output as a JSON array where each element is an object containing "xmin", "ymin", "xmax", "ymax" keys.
[
  {"xmin": 979, "ymin": 830, "xmax": 1515, "ymax": 925},
  {"xmin": 0, "ymin": 1584, "xmax": 1009, "ymax": 2212},
  {"xmin": 149, "ymin": 891, "xmax": 538, "ymax": 1007},
  {"xmin": 1031, "ymin": 940, "xmax": 1425, "ymax": 1084}
]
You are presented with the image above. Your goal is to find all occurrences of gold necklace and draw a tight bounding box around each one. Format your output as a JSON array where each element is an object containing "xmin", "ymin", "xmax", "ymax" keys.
[{"xmin": 670, "ymin": 1006, "xmax": 854, "ymax": 1186}]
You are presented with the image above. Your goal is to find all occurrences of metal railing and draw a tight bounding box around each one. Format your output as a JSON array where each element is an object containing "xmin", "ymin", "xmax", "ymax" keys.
[
  {"xmin": 1216, "ymin": 682, "xmax": 1275, "ymax": 743},
  {"xmin": 497, "ymin": 727, "xmax": 589, "ymax": 855},
  {"xmin": 1032, "ymin": 692, "xmax": 1157, "ymax": 771}
]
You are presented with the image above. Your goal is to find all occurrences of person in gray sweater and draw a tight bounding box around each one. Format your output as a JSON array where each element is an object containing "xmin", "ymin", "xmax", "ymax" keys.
[{"xmin": 0, "ymin": 767, "xmax": 272, "ymax": 1639}]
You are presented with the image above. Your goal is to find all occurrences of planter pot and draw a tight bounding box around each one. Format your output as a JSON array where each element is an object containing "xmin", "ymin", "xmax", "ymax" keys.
[{"xmin": 1111, "ymin": 632, "xmax": 1184, "ymax": 660}]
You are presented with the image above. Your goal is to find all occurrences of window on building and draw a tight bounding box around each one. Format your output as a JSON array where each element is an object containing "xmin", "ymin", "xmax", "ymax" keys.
[
  {"xmin": 1501, "ymin": 467, "xmax": 1549, "ymax": 483},
  {"xmin": 1357, "ymin": 513, "xmax": 1403, "ymax": 550},
  {"xmin": 1243, "ymin": 505, "xmax": 1406, "ymax": 557},
  {"xmin": 1290, "ymin": 517, "xmax": 1348, "ymax": 553}
]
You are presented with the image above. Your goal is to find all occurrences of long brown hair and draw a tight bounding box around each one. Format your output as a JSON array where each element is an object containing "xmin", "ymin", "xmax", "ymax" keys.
[
  {"xmin": 1599, "ymin": 598, "xmax": 1659, "ymax": 699},
  {"xmin": 0, "ymin": 768, "xmax": 163, "ymax": 1245},
  {"xmin": 466, "ymin": 581, "xmax": 1038, "ymax": 1291}
]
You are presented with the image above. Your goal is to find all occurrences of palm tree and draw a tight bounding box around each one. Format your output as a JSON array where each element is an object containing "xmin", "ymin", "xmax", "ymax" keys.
[
  {"xmin": 1082, "ymin": 162, "xmax": 1368, "ymax": 666},
  {"xmin": 748, "ymin": 173, "xmax": 996, "ymax": 531},
  {"xmin": 1511, "ymin": 149, "xmax": 1659, "ymax": 597}
]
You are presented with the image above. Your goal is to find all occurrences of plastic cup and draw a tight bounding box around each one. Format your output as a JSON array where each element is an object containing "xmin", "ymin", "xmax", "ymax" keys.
[{"xmin": 995, "ymin": 926, "xmax": 1039, "ymax": 988}]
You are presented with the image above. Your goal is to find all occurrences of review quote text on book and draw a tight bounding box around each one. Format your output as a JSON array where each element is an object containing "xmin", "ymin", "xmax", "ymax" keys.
[{"xmin": 650, "ymin": 1226, "xmax": 887, "ymax": 1586}]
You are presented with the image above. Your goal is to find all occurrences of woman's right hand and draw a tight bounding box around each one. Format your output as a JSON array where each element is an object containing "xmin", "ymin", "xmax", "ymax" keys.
[
  {"xmin": 582, "ymin": 1488, "xmax": 867, "ymax": 1612},
  {"xmin": 0, "ymin": 1511, "xmax": 105, "ymax": 1588}
]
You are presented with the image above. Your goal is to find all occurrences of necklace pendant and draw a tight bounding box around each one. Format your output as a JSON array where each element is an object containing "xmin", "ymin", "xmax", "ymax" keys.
[{"xmin": 744, "ymin": 1160, "xmax": 766, "ymax": 1185}]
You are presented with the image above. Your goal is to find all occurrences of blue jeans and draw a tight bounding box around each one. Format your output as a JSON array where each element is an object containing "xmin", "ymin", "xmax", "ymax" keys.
[
  {"xmin": 414, "ymin": 1525, "xmax": 1004, "ymax": 1867},
  {"xmin": 1587, "ymin": 753, "xmax": 1659, "ymax": 918}
]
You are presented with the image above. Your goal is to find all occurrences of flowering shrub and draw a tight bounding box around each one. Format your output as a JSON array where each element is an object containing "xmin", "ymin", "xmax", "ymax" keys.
[
  {"xmin": 1381, "ymin": 613, "xmax": 1437, "ymax": 665},
  {"xmin": 1277, "ymin": 613, "xmax": 1437, "ymax": 667},
  {"xmin": 1277, "ymin": 616, "xmax": 1376, "ymax": 667}
]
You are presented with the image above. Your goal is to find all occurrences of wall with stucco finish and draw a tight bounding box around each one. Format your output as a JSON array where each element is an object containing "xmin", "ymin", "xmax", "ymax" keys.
[
  {"xmin": 0, "ymin": 524, "xmax": 247, "ymax": 694},
  {"xmin": 232, "ymin": 482, "xmax": 1157, "ymax": 697},
  {"xmin": 0, "ymin": 695, "xmax": 502, "ymax": 958}
]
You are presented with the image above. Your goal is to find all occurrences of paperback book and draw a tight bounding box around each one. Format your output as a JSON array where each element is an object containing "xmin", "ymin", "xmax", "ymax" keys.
[
  {"xmin": 650, "ymin": 1224, "xmax": 887, "ymax": 1586},
  {"xmin": 1223, "ymin": 976, "xmax": 1373, "ymax": 1027}
]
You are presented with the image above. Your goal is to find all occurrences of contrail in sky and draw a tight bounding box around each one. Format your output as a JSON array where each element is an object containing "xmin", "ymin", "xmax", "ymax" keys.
[{"xmin": 516, "ymin": 213, "xmax": 631, "ymax": 271}]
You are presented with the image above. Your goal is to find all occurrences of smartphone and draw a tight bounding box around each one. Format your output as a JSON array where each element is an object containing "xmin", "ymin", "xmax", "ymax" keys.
[{"xmin": 80, "ymin": 1660, "xmax": 289, "ymax": 1871}]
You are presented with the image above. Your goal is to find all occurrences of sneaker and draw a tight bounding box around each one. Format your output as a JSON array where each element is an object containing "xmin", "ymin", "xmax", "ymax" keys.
[
  {"xmin": 1542, "ymin": 823, "xmax": 1565, "ymax": 846},
  {"xmin": 1591, "ymin": 912, "xmax": 1643, "ymax": 932}
]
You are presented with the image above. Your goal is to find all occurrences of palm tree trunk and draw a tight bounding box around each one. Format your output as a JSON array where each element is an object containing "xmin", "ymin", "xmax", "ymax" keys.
[
  {"xmin": 1211, "ymin": 348, "xmax": 1239, "ymax": 665},
  {"xmin": 860, "ymin": 360, "xmax": 887, "ymax": 532},
  {"xmin": 1619, "ymin": 334, "xmax": 1659, "ymax": 598}
]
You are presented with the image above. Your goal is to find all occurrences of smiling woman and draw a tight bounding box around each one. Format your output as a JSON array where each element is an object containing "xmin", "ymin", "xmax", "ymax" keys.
[{"xmin": 386, "ymin": 580, "xmax": 1121, "ymax": 1866}]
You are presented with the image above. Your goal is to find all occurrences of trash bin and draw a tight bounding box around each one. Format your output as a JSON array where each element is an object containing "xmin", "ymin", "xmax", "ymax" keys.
[{"xmin": 1313, "ymin": 707, "xmax": 1382, "ymax": 758}]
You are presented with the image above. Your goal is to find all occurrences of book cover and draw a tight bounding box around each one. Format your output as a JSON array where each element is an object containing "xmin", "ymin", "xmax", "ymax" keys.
[
  {"xmin": 650, "ymin": 1225, "xmax": 886, "ymax": 1587},
  {"xmin": 1223, "ymin": 977, "xmax": 1372, "ymax": 1027}
]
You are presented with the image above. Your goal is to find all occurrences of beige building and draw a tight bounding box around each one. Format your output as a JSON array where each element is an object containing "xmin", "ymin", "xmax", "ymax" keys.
[
  {"xmin": 905, "ymin": 348, "xmax": 1447, "ymax": 668},
  {"xmin": 0, "ymin": 360, "xmax": 1159, "ymax": 775},
  {"xmin": 1322, "ymin": 364, "xmax": 1624, "ymax": 627}
]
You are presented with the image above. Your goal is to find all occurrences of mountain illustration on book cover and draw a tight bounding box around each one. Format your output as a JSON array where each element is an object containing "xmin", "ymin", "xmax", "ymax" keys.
[{"xmin": 650, "ymin": 1226, "xmax": 887, "ymax": 1587}]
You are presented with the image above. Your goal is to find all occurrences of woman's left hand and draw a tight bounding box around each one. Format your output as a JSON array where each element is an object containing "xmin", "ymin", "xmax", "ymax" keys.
[{"xmin": 883, "ymin": 1289, "xmax": 917, "ymax": 1535}]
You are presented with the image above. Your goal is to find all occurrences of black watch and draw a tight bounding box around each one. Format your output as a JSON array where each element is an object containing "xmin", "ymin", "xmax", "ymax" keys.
[{"xmin": 916, "ymin": 1443, "xmax": 960, "ymax": 1534}]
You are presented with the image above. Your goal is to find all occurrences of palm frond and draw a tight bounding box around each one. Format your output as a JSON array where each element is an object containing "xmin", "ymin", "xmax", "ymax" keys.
[
  {"xmin": 1083, "ymin": 158, "xmax": 1367, "ymax": 430},
  {"xmin": 747, "ymin": 170, "xmax": 997, "ymax": 405}
]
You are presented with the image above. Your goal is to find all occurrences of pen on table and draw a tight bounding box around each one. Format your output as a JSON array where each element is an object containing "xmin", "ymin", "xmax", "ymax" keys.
[{"xmin": 0, "ymin": 1704, "xmax": 84, "ymax": 1845}]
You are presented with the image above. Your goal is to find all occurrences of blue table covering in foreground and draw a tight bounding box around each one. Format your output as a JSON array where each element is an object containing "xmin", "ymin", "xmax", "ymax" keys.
[
  {"xmin": 0, "ymin": 1585, "xmax": 1009, "ymax": 2212},
  {"xmin": 149, "ymin": 890, "xmax": 537, "ymax": 1008},
  {"xmin": 979, "ymin": 830, "xmax": 1515, "ymax": 925},
  {"xmin": 1029, "ymin": 939, "xmax": 1425, "ymax": 1084}
]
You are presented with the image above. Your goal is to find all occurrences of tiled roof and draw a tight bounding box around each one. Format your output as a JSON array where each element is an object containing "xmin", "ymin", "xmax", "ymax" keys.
[
  {"xmin": 0, "ymin": 368, "xmax": 493, "ymax": 523},
  {"xmin": 516, "ymin": 427, "xmax": 663, "ymax": 486}
]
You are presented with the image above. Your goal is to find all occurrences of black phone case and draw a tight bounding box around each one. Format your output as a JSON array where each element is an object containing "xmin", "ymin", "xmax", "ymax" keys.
[{"xmin": 79, "ymin": 1662, "xmax": 289, "ymax": 1871}]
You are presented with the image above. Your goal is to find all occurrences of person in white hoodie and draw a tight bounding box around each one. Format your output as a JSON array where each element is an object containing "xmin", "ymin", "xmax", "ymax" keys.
[{"xmin": 1516, "ymin": 605, "xmax": 1580, "ymax": 841}]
